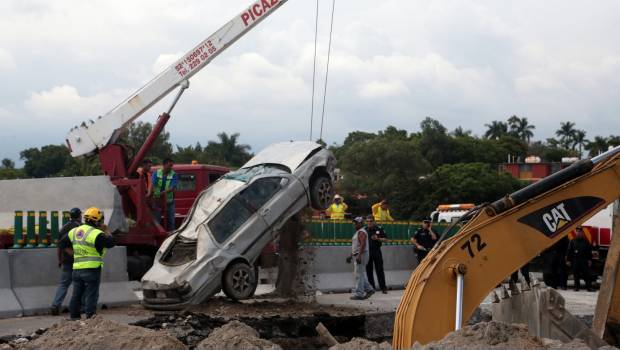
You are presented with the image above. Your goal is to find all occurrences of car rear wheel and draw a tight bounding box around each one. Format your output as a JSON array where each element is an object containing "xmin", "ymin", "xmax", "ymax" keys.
[
  {"xmin": 222, "ymin": 261, "xmax": 258, "ymax": 301},
  {"xmin": 310, "ymin": 175, "xmax": 333, "ymax": 210}
]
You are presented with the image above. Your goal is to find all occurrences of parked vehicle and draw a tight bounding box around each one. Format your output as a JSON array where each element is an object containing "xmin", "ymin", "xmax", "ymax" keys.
[{"xmin": 142, "ymin": 141, "xmax": 336, "ymax": 309}]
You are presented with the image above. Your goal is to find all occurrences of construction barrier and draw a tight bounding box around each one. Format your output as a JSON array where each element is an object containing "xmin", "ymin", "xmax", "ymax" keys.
[
  {"xmin": 4, "ymin": 246, "xmax": 138, "ymax": 317},
  {"xmin": 302, "ymin": 219, "xmax": 459, "ymax": 245},
  {"xmin": 0, "ymin": 250, "xmax": 21, "ymax": 318},
  {"xmin": 303, "ymin": 245, "xmax": 418, "ymax": 292}
]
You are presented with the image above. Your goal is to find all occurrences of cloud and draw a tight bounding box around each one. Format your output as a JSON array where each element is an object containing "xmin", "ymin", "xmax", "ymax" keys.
[
  {"xmin": 359, "ymin": 80, "xmax": 409, "ymax": 99},
  {"xmin": 152, "ymin": 53, "xmax": 183, "ymax": 75},
  {"xmin": 0, "ymin": 48, "xmax": 16, "ymax": 72},
  {"xmin": 24, "ymin": 85, "xmax": 129, "ymax": 119}
]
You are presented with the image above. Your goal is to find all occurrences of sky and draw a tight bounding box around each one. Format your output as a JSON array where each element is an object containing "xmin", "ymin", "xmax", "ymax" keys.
[{"xmin": 1, "ymin": 0, "xmax": 620, "ymax": 163}]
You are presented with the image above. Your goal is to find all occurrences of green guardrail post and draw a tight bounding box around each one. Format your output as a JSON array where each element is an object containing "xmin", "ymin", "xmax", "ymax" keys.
[
  {"xmin": 12, "ymin": 211, "xmax": 23, "ymax": 248},
  {"xmin": 37, "ymin": 211, "xmax": 48, "ymax": 247},
  {"xmin": 62, "ymin": 211, "xmax": 70, "ymax": 226},
  {"xmin": 25, "ymin": 210, "xmax": 36, "ymax": 248},
  {"xmin": 49, "ymin": 211, "xmax": 59, "ymax": 247}
]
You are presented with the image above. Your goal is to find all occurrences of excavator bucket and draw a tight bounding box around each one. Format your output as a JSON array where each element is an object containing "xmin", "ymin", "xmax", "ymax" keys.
[{"xmin": 0, "ymin": 176, "xmax": 127, "ymax": 233}]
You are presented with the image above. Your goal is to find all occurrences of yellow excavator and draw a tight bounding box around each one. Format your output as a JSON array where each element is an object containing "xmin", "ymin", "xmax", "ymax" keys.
[{"xmin": 393, "ymin": 145, "xmax": 620, "ymax": 348}]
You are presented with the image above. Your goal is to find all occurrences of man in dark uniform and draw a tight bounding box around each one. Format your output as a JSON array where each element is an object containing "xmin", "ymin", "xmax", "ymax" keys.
[
  {"xmin": 365, "ymin": 215, "xmax": 389, "ymax": 294},
  {"xmin": 411, "ymin": 219, "xmax": 437, "ymax": 264},
  {"xmin": 50, "ymin": 208, "xmax": 82, "ymax": 315},
  {"xmin": 566, "ymin": 227, "xmax": 593, "ymax": 291}
]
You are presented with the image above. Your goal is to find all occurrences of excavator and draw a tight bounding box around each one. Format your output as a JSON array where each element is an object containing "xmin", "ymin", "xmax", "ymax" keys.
[{"xmin": 393, "ymin": 145, "xmax": 620, "ymax": 348}]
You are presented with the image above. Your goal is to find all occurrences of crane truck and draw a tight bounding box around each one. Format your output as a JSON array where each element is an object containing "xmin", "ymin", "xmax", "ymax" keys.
[
  {"xmin": 392, "ymin": 145, "xmax": 620, "ymax": 348},
  {"xmin": 0, "ymin": 0, "xmax": 291, "ymax": 279}
]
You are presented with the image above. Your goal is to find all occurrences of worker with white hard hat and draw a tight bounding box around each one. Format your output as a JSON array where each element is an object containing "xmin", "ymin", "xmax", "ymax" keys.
[{"xmin": 326, "ymin": 194, "xmax": 348, "ymax": 220}]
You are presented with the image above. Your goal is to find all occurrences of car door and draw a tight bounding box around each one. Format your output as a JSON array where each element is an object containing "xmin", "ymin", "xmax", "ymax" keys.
[{"xmin": 242, "ymin": 175, "xmax": 305, "ymax": 227}]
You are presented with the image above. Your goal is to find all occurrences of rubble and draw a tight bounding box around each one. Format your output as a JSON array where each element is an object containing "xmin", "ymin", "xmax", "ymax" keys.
[
  {"xmin": 329, "ymin": 337, "xmax": 392, "ymax": 350},
  {"xmin": 195, "ymin": 321, "xmax": 281, "ymax": 350},
  {"xmin": 17, "ymin": 316, "xmax": 186, "ymax": 350}
]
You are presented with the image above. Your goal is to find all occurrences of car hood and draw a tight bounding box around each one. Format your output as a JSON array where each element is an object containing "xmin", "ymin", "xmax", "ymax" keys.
[{"xmin": 241, "ymin": 141, "xmax": 323, "ymax": 172}]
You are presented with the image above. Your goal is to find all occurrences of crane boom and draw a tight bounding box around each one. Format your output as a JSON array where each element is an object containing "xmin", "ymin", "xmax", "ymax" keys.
[{"xmin": 66, "ymin": 0, "xmax": 288, "ymax": 157}]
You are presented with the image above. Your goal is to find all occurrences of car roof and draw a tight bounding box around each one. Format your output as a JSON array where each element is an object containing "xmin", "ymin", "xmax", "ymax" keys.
[{"xmin": 241, "ymin": 141, "xmax": 323, "ymax": 172}]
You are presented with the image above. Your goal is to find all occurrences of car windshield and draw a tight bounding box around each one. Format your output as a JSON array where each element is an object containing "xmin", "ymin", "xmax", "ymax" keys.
[{"xmin": 223, "ymin": 164, "xmax": 289, "ymax": 183}]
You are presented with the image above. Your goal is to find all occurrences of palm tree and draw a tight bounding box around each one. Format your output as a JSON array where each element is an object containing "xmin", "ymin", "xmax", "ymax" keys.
[
  {"xmin": 484, "ymin": 121, "xmax": 508, "ymax": 140},
  {"xmin": 555, "ymin": 121, "xmax": 577, "ymax": 149},
  {"xmin": 205, "ymin": 132, "xmax": 252, "ymax": 167},
  {"xmin": 585, "ymin": 136, "xmax": 608, "ymax": 157},
  {"xmin": 572, "ymin": 130, "xmax": 588, "ymax": 158},
  {"xmin": 507, "ymin": 115, "xmax": 521, "ymax": 137},
  {"xmin": 515, "ymin": 118, "xmax": 535, "ymax": 143}
]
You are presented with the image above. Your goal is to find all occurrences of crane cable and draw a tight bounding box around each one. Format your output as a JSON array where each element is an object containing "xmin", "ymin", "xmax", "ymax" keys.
[
  {"xmin": 309, "ymin": 0, "xmax": 319, "ymax": 141},
  {"xmin": 319, "ymin": 0, "xmax": 336, "ymax": 142}
]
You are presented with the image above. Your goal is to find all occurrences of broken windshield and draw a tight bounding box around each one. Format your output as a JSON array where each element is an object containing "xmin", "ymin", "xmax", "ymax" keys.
[{"xmin": 223, "ymin": 164, "xmax": 289, "ymax": 183}]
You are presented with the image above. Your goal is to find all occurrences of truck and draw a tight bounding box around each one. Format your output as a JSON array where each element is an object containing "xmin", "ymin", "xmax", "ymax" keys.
[{"xmin": 1, "ymin": 0, "xmax": 291, "ymax": 280}]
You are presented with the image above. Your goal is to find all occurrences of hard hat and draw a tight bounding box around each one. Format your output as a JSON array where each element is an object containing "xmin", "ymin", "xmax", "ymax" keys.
[
  {"xmin": 69, "ymin": 208, "xmax": 82, "ymax": 219},
  {"xmin": 353, "ymin": 216, "xmax": 364, "ymax": 224},
  {"xmin": 83, "ymin": 207, "xmax": 103, "ymax": 223},
  {"xmin": 334, "ymin": 194, "xmax": 342, "ymax": 200}
]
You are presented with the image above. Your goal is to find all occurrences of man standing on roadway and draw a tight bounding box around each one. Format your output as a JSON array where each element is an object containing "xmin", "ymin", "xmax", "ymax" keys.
[
  {"xmin": 326, "ymin": 194, "xmax": 348, "ymax": 220},
  {"xmin": 349, "ymin": 217, "xmax": 375, "ymax": 300},
  {"xmin": 67, "ymin": 207, "xmax": 115, "ymax": 320},
  {"xmin": 152, "ymin": 158, "xmax": 178, "ymax": 230},
  {"xmin": 50, "ymin": 208, "xmax": 82, "ymax": 316},
  {"xmin": 411, "ymin": 219, "xmax": 438, "ymax": 264},
  {"xmin": 365, "ymin": 215, "xmax": 389, "ymax": 294},
  {"xmin": 372, "ymin": 199, "xmax": 394, "ymax": 222},
  {"xmin": 566, "ymin": 227, "xmax": 594, "ymax": 291}
]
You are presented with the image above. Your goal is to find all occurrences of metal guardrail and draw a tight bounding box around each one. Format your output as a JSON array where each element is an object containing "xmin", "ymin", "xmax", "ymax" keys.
[{"xmin": 302, "ymin": 219, "xmax": 460, "ymax": 246}]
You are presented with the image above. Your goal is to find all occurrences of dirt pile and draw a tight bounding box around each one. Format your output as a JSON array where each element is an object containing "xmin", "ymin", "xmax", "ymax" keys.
[
  {"xmin": 17, "ymin": 316, "xmax": 186, "ymax": 350},
  {"xmin": 195, "ymin": 321, "xmax": 281, "ymax": 350},
  {"xmin": 329, "ymin": 337, "xmax": 391, "ymax": 350}
]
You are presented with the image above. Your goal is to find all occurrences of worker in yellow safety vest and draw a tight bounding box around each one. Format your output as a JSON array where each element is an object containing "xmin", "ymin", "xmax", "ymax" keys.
[
  {"xmin": 372, "ymin": 199, "xmax": 394, "ymax": 222},
  {"xmin": 326, "ymin": 194, "xmax": 348, "ymax": 220},
  {"xmin": 67, "ymin": 207, "xmax": 115, "ymax": 320}
]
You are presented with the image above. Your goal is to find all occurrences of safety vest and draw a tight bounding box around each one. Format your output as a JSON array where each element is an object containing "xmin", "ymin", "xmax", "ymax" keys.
[
  {"xmin": 153, "ymin": 169, "xmax": 176, "ymax": 203},
  {"xmin": 68, "ymin": 224, "xmax": 105, "ymax": 269},
  {"xmin": 328, "ymin": 203, "xmax": 347, "ymax": 220},
  {"xmin": 372, "ymin": 203, "xmax": 394, "ymax": 222}
]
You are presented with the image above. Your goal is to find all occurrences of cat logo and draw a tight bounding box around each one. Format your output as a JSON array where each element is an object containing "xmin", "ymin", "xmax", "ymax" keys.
[
  {"xmin": 542, "ymin": 203, "xmax": 571, "ymax": 233},
  {"xmin": 518, "ymin": 196, "xmax": 604, "ymax": 238}
]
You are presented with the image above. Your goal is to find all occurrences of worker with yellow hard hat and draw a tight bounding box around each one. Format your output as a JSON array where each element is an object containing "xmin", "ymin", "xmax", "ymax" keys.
[
  {"xmin": 67, "ymin": 207, "xmax": 115, "ymax": 320},
  {"xmin": 326, "ymin": 194, "xmax": 348, "ymax": 220}
]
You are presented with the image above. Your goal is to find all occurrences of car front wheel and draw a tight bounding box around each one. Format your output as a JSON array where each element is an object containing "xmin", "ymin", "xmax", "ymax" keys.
[
  {"xmin": 310, "ymin": 175, "xmax": 333, "ymax": 210},
  {"xmin": 222, "ymin": 261, "xmax": 258, "ymax": 301}
]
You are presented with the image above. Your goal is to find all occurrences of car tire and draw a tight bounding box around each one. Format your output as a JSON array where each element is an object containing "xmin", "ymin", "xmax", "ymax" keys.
[
  {"xmin": 310, "ymin": 175, "xmax": 333, "ymax": 210},
  {"xmin": 222, "ymin": 261, "xmax": 258, "ymax": 301}
]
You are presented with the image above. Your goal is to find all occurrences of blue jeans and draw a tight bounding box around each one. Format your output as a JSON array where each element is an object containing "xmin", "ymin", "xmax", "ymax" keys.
[
  {"xmin": 166, "ymin": 201, "xmax": 175, "ymax": 231},
  {"xmin": 69, "ymin": 268, "xmax": 101, "ymax": 319},
  {"xmin": 353, "ymin": 256, "xmax": 373, "ymax": 298},
  {"xmin": 51, "ymin": 265, "xmax": 73, "ymax": 308}
]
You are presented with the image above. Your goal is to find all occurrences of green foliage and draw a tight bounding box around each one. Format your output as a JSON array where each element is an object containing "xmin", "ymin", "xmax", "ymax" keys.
[
  {"xmin": 1, "ymin": 158, "xmax": 15, "ymax": 169},
  {"xmin": 413, "ymin": 163, "xmax": 525, "ymax": 218},
  {"xmin": 484, "ymin": 121, "xmax": 508, "ymax": 140},
  {"xmin": 117, "ymin": 121, "xmax": 173, "ymax": 163},
  {"xmin": 173, "ymin": 133, "xmax": 253, "ymax": 168},
  {"xmin": 19, "ymin": 145, "xmax": 100, "ymax": 178}
]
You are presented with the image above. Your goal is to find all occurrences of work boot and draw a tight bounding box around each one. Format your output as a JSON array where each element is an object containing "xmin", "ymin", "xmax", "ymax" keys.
[
  {"xmin": 350, "ymin": 295, "xmax": 364, "ymax": 300},
  {"xmin": 365, "ymin": 290, "xmax": 375, "ymax": 299},
  {"xmin": 382, "ymin": 289, "xmax": 388, "ymax": 294},
  {"xmin": 50, "ymin": 306, "xmax": 60, "ymax": 316}
]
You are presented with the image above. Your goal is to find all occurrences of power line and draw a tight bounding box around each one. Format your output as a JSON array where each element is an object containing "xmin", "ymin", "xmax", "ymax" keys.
[
  {"xmin": 319, "ymin": 0, "xmax": 336, "ymax": 142},
  {"xmin": 309, "ymin": 0, "xmax": 319, "ymax": 141}
]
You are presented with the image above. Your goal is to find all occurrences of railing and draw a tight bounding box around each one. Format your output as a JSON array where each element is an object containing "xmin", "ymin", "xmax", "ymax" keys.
[
  {"xmin": 302, "ymin": 219, "xmax": 460, "ymax": 246},
  {"xmin": 1, "ymin": 210, "xmax": 70, "ymax": 249}
]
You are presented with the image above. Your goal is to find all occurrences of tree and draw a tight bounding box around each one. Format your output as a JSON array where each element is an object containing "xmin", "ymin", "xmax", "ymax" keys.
[
  {"xmin": 418, "ymin": 117, "xmax": 456, "ymax": 167},
  {"xmin": 203, "ymin": 132, "xmax": 252, "ymax": 167},
  {"xmin": 484, "ymin": 121, "xmax": 508, "ymax": 140},
  {"xmin": 585, "ymin": 136, "xmax": 609, "ymax": 157},
  {"xmin": 507, "ymin": 115, "xmax": 521, "ymax": 138},
  {"xmin": 117, "ymin": 121, "xmax": 173, "ymax": 163},
  {"xmin": 572, "ymin": 130, "xmax": 588, "ymax": 158},
  {"xmin": 173, "ymin": 143, "xmax": 204, "ymax": 164},
  {"xmin": 451, "ymin": 126, "xmax": 472, "ymax": 137},
  {"xmin": 1, "ymin": 158, "xmax": 14, "ymax": 169},
  {"xmin": 414, "ymin": 163, "xmax": 525, "ymax": 218},
  {"xmin": 555, "ymin": 121, "xmax": 576, "ymax": 149},
  {"xmin": 515, "ymin": 117, "xmax": 535, "ymax": 143},
  {"xmin": 20, "ymin": 145, "xmax": 74, "ymax": 178}
]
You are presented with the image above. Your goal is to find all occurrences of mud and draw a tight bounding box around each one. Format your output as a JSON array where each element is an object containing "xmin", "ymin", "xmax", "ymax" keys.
[
  {"xmin": 15, "ymin": 316, "xmax": 186, "ymax": 350},
  {"xmin": 195, "ymin": 321, "xmax": 281, "ymax": 350}
]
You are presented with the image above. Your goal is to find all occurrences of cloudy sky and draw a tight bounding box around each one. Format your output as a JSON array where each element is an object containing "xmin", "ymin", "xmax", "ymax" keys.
[{"xmin": 1, "ymin": 0, "xmax": 619, "ymax": 163}]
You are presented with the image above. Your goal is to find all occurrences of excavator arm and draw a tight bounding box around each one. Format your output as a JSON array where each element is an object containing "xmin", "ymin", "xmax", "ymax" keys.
[{"xmin": 393, "ymin": 146, "xmax": 620, "ymax": 348}]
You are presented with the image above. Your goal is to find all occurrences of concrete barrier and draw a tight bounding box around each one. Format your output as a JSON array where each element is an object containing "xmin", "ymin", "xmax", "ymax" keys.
[
  {"xmin": 7, "ymin": 247, "xmax": 137, "ymax": 316},
  {"xmin": 308, "ymin": 245, "xmax": 418, "ymax": 292},
  {"xmin": 0, "ymin": 250, "xmax": 22, "ymax": 318}
]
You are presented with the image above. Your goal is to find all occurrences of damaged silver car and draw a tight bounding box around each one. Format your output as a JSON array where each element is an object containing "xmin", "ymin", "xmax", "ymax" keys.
[{"xmin": 141, "ymin": 141, "xmax": 336, "ymax": 309}]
